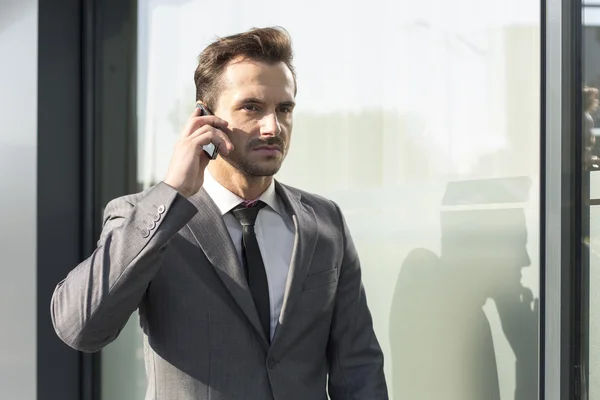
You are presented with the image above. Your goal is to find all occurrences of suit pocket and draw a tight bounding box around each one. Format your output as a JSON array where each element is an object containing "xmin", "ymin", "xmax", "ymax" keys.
[{"xmin": 302, "ymin": 269, "xmax": 338, "ymax": 291}]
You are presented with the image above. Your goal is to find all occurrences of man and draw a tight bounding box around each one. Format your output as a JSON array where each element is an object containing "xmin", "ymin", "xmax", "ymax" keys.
[{"xmin": 51, "ymin": 27, "xmax": 388, "ymax": 400}]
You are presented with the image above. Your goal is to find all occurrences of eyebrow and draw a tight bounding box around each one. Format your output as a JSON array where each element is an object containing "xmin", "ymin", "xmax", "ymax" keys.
[{"xmin": 239, "ymin": 97, "xmax": 296, "ymax": 108}]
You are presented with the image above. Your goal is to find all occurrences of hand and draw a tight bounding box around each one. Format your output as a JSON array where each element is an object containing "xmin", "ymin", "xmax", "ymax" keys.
[{"xmin": 164, "ymin": 107, "xmax": 234, "ymax": 197}]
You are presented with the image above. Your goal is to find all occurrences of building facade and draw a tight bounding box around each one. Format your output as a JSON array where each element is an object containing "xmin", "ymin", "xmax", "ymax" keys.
[{"xmin": 0, "ymin": 0, "xmax": 595, "ymax": 398}]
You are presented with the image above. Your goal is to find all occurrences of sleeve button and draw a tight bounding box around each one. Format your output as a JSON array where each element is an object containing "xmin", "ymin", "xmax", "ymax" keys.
[
  {"xmin": 157, "ymin": 205, "xmax": 166, "ymax": 214},
  {"xmin": 141, "ymin": 229, "xmax": 150, "ymax": 238}
]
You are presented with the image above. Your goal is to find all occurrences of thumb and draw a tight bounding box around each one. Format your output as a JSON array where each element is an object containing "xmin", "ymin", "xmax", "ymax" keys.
[{"xmin": 199, "ymin": 155, "xmax": 210, "ymax": 172}]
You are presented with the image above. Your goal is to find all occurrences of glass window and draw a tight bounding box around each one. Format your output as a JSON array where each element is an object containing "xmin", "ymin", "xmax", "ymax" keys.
[
  {"xmin": 582, "ymin": 3, "xmax": 600, "ymax": 398},
  {"xmin": 0, "ymin": 0, "xmax": 38, "ymax": 398},
  {"xmin": 102, "ymin": 1, "xmax": 541, "ymax": 398}
]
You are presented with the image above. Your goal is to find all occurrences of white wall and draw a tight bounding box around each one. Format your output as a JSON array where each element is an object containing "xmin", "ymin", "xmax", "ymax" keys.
[{"xmin": 0, "ymin": 0, "xmax": 38, "ymax": 398}]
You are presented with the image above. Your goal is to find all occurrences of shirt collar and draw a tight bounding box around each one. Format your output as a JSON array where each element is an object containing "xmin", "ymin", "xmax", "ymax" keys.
[{"xmin": 203, "ymin": 168, "xmax": 282, "ymax": 216}]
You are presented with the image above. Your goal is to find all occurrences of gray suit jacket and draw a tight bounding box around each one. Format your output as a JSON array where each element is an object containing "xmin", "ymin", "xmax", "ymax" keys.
[{"xmin": 51, "ymin": 181, "xmax": 388, "ymax": 400}]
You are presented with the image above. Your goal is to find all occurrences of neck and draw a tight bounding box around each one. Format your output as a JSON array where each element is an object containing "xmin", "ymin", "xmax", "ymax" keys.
[{"xmin": 208, "ymin": 162, "xmax": 273, "ymax": 200}]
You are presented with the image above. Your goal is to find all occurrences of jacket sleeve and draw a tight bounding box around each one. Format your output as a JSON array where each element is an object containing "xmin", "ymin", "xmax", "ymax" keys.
[
  {"xmin": 326, "ymin": 202, "xmax": 389, "ymax": 399},
  {"xmin": 50, "ymin": 182, "xmax": 198, "ymax": 353}
]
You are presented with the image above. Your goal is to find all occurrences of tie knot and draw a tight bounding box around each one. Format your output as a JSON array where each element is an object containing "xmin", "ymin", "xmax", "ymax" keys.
[{"xmin": 231, "ymin": 200, "xmax": 266, "ymax": 227}]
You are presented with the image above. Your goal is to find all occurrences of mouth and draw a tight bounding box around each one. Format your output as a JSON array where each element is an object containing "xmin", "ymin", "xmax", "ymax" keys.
[{"xmin": 253, "ymin": 145, "xmax": 282, "ymax": 155}]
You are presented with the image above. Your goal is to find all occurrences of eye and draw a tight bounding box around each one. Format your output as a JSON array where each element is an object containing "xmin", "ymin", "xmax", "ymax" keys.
[
  {"xmin": 278, "ymin": 106, "xmax": 292, "ymax": 114},
  {"xmin": 243, "ymin": 104, "xmax": 260, "ymax": 112}
]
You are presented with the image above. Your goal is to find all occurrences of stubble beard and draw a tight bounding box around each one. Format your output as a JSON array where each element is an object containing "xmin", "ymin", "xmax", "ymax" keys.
[{"xmin": 223, "ymin": 147, "xmax": 287, "ymax": 178}]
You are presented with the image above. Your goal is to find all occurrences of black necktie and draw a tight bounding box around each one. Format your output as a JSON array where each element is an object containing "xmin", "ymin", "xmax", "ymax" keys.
[{"xmin": 231, "ymin": 201, "xmax": 271, "ymax": 340}]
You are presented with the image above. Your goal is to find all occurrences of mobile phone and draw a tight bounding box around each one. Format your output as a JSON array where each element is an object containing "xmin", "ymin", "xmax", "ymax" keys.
[{"xmin": 196, "ymin": 103, "xmax": 219, "ymax": 160}]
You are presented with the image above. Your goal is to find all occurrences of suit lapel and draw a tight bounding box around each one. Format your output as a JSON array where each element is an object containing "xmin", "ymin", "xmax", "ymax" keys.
[
  {"xmin": 186, "ymin": 188, "xmax": 269, "ymax": 347},
  {"xmin": 271, "ymin": 182, "xmax": 319, "ymax": 346}
]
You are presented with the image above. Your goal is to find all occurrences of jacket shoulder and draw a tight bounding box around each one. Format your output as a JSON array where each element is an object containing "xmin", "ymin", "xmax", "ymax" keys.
[
  {"xmin": 106, "ymin": 185, "xmax": 154, "ymax": 207},
  {"xmin": 277, "ymin": 182, "xmax": 341, "ymax": 215},
  {"xmin": 102, "ymin": 185, "xmax": 158, "ymax": 218}
]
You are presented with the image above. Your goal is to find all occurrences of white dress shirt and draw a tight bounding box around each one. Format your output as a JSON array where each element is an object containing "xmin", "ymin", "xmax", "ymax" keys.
[{"xmin": 202, "ymin": 169, "xmax": 296, "ymax": 339}]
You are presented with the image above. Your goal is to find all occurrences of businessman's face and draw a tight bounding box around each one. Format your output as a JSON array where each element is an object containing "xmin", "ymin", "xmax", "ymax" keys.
[{"xmin": 212, "ymin": 58, "xmax": 296, "ymax": 177}]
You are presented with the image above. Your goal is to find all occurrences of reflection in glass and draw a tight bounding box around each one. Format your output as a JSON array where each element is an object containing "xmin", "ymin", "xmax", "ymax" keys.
[
  {"xmin": 583, "ymin": 86, "xmax": 600, "ymax": 170},
  {"xmin": 390, "ymin": 178, "xmax": 537, "ymax": 400},
  {"xmin": 582, "ymin": 3, "xmax": 600, "ymax": 399}
]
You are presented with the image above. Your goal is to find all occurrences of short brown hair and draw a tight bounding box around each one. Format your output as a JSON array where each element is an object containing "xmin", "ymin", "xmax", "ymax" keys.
[{"xmin": 194, "ymin": 27, "xmax": 296, "ymax": 110}]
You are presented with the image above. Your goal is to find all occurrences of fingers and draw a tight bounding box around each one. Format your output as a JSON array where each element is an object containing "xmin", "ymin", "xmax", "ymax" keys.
[
  {"xmin": 182, "ymin": 106, "xmax": 202, "ymax": 133},
  {"xmin": 188, "ymin": 105, "xmax": 201, "ymax": 119},
  {"xmin": 181, "ymin": 108, "xmax": 229, "ymax": 138},
  {"xmin": 188, "ymin": 125, "xmax": 234, "ymax": 156},
  {"xmin": 191, "ymin": 115, "xmax": 229, "ymax": 131},
  {"xmin": 198, "ymin": 151, "xmax": 211, "ymax": 172}
]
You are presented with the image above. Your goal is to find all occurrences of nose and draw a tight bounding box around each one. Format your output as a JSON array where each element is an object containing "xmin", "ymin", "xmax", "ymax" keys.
[{"xmin": 260, "ymin": 113, "xmax": 281, "ymax": 137}]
